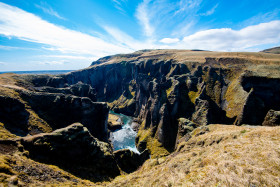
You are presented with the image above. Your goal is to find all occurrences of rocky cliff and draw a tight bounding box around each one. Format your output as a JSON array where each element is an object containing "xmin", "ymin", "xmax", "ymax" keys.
[
  {"xmin": 23, "ymin": 49, "xmax": 280, "ymax": 157},
  {"xmin": 0, "ymin": 49, "xmax": 280, "ymax": 185}
]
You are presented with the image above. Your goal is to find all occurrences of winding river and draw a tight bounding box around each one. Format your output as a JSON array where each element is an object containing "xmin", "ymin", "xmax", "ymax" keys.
[{"xmin": 109, "ymin": 112, "xmax": 140, "ymax": 154}]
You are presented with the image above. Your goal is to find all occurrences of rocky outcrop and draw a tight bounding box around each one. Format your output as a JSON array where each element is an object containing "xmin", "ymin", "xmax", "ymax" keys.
[
  {"xmin": 113, "ymin": 149, "xmax": 149, "ymax": 173},
  {"xmin": 19, "ymin": 91, "xmax": 109, "ymax": 141},
  {"xmin": 0, "ymin": 96, "xmax": 29, "ymax": 136},
  {"xmin": 108, "ymin": 114, "xmax": 123, "ymax": 131},
  {"xmin": 235, "ymin": 74, "xmax": 280, "ymax": 125},
  {"xmin": 16, "ymin": 50, "xmax": 280, "ymax": 156},
  {"xmin": 176, "ymin": 118, "xmax": 198, "ymax": 145},
  {"xmin": 262, "ymin": 110, "xmax": 280, "ymax": 126},
  {"xmin": 34, "ymin": 82, "xmax": 97, "ymax": 102},
  {"xmin": 20, "ymin": 123, "xmax": 120, "ymax": 181}
]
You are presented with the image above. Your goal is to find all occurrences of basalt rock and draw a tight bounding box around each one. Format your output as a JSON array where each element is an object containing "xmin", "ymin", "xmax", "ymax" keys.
[
  {"xmin": 113, "ymin": 149, "xmax": 149, "ymax": 173},
  {"xmin": 20, "ymin": 123, "xmax": 120, "ymax": 181},
  {"xmin": 35, "ymin": 82, "xmax": 97, "ymax": 102},
  {"xmin": 262, "ymin": 110, "xmax": 280, "ymax": 126},
  {"xmin": 19, "ymin": 91, "xmax": 109, "ymax": 141},
  {"xmin": 108, "ymin": 114, "xmax": 123, "ymax": 131},
  {"xmin": 0, "ymin": 96, "xmax": 30, "ymax": 136},
  {"xmin": 16, "ymin": 50, "xmax": 280, "ymax": 156}
]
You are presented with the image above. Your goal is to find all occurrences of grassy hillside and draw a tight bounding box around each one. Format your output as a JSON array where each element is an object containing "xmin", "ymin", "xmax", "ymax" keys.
[
  {"xmin": 261, "ymin": 46, "xmax": 280, "ymax": 54},
  {"xmin": 106, "ymin": 124, "xmax": 280, "ymax": 187}
]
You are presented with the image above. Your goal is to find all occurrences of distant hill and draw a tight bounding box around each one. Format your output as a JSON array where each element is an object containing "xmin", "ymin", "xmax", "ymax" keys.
[{"xmin": 261, "ymin": 46, "xmax": 280, "ymax": 54}]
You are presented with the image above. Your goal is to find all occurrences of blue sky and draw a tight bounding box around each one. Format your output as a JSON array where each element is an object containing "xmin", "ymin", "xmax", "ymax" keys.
[{"xmin": 0, "ymin": 0, "xmax": 280, "ymax": 71}]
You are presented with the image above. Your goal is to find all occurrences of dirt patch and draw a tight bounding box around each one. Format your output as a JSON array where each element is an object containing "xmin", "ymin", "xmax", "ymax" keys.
[{"xmin": 0, "ymin": 143, "xmax": 17, "ymax": 155}]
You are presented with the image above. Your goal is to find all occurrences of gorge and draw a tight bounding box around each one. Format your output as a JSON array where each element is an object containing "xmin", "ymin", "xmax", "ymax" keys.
[{"xmin": 0, "ymin": 49, "xmax": 280, "ymax": 186}]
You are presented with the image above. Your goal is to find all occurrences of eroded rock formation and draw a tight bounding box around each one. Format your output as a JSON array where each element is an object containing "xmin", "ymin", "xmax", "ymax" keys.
[
  {"xmin": 18, "ymin": 50, "xmax": 280, "ymax": 157},
  {"xmin": 20, "ymin": 123, "xmax": 120, "ymax": 181}
]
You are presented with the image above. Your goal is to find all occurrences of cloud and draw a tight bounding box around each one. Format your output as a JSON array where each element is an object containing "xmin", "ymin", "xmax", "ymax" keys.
[
  {"xmin": 102, "ymin": 25, "xmax": 154, "ymax": 50},
  {"xmin": 135, "ymin": 0, "xmax": 154, "ymax": 37},
  {"xmin": 0, "ymin": 45, "xmax": 21, "ymax": 50},
  {"xmin": 159, "ymin": 38, "xmax": 180, "ymax": 44},
  {"xmin": 112, "ymin": 0, "xmax": 127, "ymax": 14},
  {"xmin": 240, "ymin": 8, "xmax": 280, "ymax": 28},
  {"xmin": 200, "ymin": 4, "xmax": 218, "ymax": 16},
  {"xmin": 175, "ymin": 0, "xmax": 202, "ymax": 15},
  {"xmin": 182, "ymin": 21, "xmax": 280, "ymax": 51},
  {"xmin": 0, "ymin": 62, "xmax": 6, "ymax": 65},
  {"xmin": 0, "ymin": 45, "xmax": 42, "ymax": 51},
  {"xmin": 38, "ymin": 55, "xmax": 94, "ymax": 60},
  {"xmin": 38, "ymin": 60, "xmax": 66, "ymax": 65},
  {"xmin": 0, "ymin": 2, "xmax": 132, "ymax": 58},
  {"xmin": 35, "ymin": 2, "xmax": 65, "ymax": 20}
]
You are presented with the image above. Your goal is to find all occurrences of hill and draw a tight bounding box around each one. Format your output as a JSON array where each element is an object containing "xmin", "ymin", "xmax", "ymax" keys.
[{"xmin": 261, "ymin": 46, "xmax": 280, "ymax": 54}]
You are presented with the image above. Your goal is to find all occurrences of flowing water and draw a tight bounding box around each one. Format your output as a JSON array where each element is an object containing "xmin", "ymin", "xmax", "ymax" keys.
[{"xmin": 109, "ymin": 111, "xmax": 140, "ymax": 154}]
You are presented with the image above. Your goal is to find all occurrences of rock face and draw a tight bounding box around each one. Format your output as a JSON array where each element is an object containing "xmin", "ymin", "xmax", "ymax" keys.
[
  {"xmin": 113, "ymin": 149, "xmax": 149, "ymax": 173},
  {"xmin": 262, "ymin": 110, "xmax": 280, "ymax": 126},
  {"xmin": 34, "ymin": 82, "xmax": 97, "ymax": 102},
  {"xmin": 20, "ymin": 123, "xmax": 120, "ymax": 181},
  {"xmin": 176, "ymin": 118, "xmax": 198, "ymax": 145},
  {"xmin": 19, "ymin": 91, "xmax": 109, "ymax": 141},
  {"xmin": 0, "ymin": 96, "xmax": 30, "ymax": 136},
  {"xmin": 14, "ymin": 50, "xmax": 280, "ymax": 157}
]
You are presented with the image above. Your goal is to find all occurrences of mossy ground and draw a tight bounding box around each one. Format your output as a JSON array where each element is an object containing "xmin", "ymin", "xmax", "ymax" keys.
[
  {"xmin": 0, "ymin": 123, "xmax": 17, "ymax": 140},
  {"xmin": 137, "ymin": 122, "xmax": 170, "ymax": 159},
  {"xmin": 0, "ymin": 74, "xmax": 53, "ymax": 136}
]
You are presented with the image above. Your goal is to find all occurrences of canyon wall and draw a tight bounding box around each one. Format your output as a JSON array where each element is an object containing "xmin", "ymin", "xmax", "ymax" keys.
[{"xmin": 26, "ymin": 50, "xmax": 280, "ymax": 156}]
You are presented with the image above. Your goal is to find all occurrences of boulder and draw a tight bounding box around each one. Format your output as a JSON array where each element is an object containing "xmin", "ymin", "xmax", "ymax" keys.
[
  {"xmin": 113, "ymin": 149, "xmax": 149, "ymax": 173},
  {"xmin": 108, "ymin": 114, "xmax": 123, "ymax": 131},
  {"xmin": 20, "ymin": 123, "xmax": 120, "ymax": 181},
  {"xmin": 176, "ymin": 118, "xmax": 198, "ymax": 146},
  {"xmin": 178, "ymin": 118, "xmax": 197, "ymax": 134},
  {"xmin": 262, "ymin": 110, "xmax": 280, "ymax": 126}
]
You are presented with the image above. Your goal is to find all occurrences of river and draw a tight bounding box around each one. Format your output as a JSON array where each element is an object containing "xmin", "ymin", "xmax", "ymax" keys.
[{"xmin": 109, "ymin": 112, "xmax": 140, "ymax": 154}]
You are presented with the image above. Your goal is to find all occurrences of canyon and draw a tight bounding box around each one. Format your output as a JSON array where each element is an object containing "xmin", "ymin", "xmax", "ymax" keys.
[{"xmin": 0, "ymin": 49, "xmax": 280, "ymax": 186}]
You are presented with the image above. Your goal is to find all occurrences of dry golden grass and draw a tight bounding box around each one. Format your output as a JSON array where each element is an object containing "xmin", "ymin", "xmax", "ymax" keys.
[
  {"xmin": 0, "ymin": 123, "xmax": 17, "ymax": 140},
  {"xmin": 0, "ymin": 151, "xmax": 96, "ymax": 186},
  {"xmin": 105, "ymin": 124, "xmax": 280, "ymax": 187}
]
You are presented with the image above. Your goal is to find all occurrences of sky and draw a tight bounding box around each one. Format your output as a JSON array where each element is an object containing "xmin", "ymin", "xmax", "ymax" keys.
[{"xmin": 0, "ymin": 0, "xmax": 280, "ymax": 71}]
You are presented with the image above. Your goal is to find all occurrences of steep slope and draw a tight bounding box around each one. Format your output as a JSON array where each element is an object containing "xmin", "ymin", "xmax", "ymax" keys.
[
  {"xmin": 105, "ymin": 124, "xmax": 280, "ymax": 187},
  {"xmin": 25, "ymin": 49, "xmax": 280, "ymax": 157}
]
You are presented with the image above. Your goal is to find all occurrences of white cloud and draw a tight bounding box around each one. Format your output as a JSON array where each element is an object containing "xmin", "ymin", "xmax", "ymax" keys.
[
  {"xmin": 102, "ymin": 25, "xmax": 154, "ymax": 50},
  {"xmin": 159, "ymin": 38, "xmax": 180, "ymax": 44},
  {"xmin": 182, "ymin": 21, "xmax": 280, "ymax": 51},
  {"xmin": 112, "ymin": 0, "xmax": 127, "ymax": 14},
  {"xmin": 39, "ymin": 55, "xmax": 94, "ymax": 60},
  {"xmin": 38, "ymin": 60, "xmax": 66, "ymax": 65},
  {"xmin": 35, "ymin": 2, "xmax": 65, "ymax": 20},
  {"xmin": 176, "ymin": 0, "xmax": 202, "ymax": 14},
  {"xmin": 0, "ymin": 2, "xmax": 132, "ymax": 57},
  {"xmin": 0, "ymin": 45, "xmax": 42, "ymax": 51},
  {"xmin": 0, "ymin": 45, "xmax": 20, "ymax": 50},
  {"xmin": 136, "ymin": 0, "xmax": 154, "ymax": 37},
  {"xmin": 0, "ymin": 62, "xmax": 6, "ymax": 65},
  {"xmin": 200, "ymin": 4, "xmax": 218, "ymax": 16}
]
